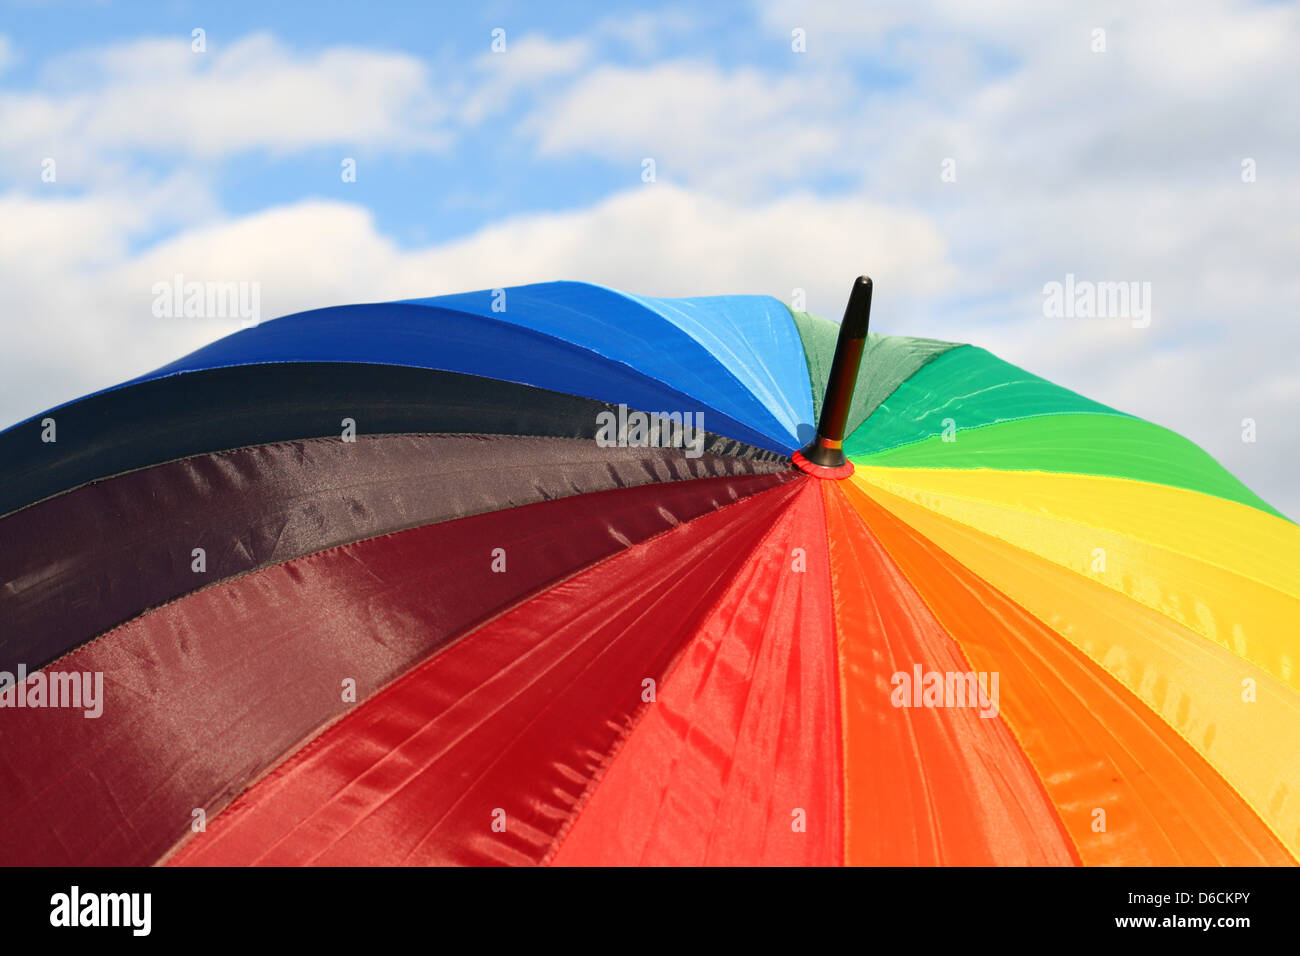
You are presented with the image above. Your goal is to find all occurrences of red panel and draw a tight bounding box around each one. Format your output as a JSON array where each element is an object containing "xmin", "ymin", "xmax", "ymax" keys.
[
  {"xmin": 551, "ymin": 479, "xmax": 841, "ymax": 865},
  {"xmin": 170, "ymin": 477, "xmax": 807, "ymax": 866},
  {"xmin": 0, "ymin": 472, "xmax": 795, "ymax": 866}
]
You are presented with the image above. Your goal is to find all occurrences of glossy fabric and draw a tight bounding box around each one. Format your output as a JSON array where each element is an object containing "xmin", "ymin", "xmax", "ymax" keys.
[
  {"xmin": 853, "ymin": 414, "xmax": 1282, "ymax": 515},
  {"xmin": 552, "ymin": 479, "xmax": 841, "ymax": 865},
  {"xmin": 822, "ymin": 482, "xmax": 1078, "ymax": 865},
  {"xmin": 843, "ymin": 480, "xmax": 1292, "ymax": 865},
  {"xmin": 854, "ymin": 466, "xmax": 1300, "ymax": 691},
  {"xmin": 857, "ymin": 478, "xmax": 1300, "ymax": 860},
  {"xmin": 415, "ymin": 282, "xmax": 809, "ymax": 448},
  {"xmin": 0, "ymin": 434, "xmax": 785, "ymax": 672},
  {"xmin": 0, "ymin": 474, "xmax": 792, "ymax": 866},
  {"xmin": 170, "ymin": 479, "xmax": 804, "ymax": 865},
  {"xmin": 0, "ymin": 363, "xmax": 777, "ymax": 517},
  {"xmin": 620, "ymin": 291, "xmax": 814, "ymax": 444},
  {"xmin": 788, "ymin": 308, "xmax": 958, "ymax": 435},
  {"xmin": 2, "ymin": 281, "xmax": 1296, "ymax": 868},
  {"xmin": 844, "ymin": 344, "xmax": 1126, "ymax": 456}
]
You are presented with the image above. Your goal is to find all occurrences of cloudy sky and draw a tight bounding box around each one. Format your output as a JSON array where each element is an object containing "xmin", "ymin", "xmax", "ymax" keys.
[{"xmin": 2, "ymin": 0, "xmax": 1297, "ymax": 517}]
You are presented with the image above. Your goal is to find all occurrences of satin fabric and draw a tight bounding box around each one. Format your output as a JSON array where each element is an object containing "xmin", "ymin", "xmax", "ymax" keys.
[
  {"xmin": 858, "ymin": 479, "xmax": 1300, "ymax": 861},
  {"xmin": 843, "ymin": 344, "xmax": 1126, "ymax": 457},
  {"xmin": 619, "ymin": 291, "xmax": 814, "ymax": 443},
  {"xmin": 854, "ymin": 466, "xmax": 1300, "ymax": 692},
  {"xmin": 843, "ymin": 479, "xmax": 1293, "ymax": 865},
  {"xmin": 822, "ymin": 482, "xmax": 1078, "ymax": 865},
  {"xmin": 0, "ymin": 473, "xmax": 793, "ymax": 866},
  {"xmin": 415, "ymin": 282, "xmax": 807, "ymax": 448},
  {"xmin": 128, "ymin": 289, "xmax": 790, "ymax": 452},
  {"xmin": 1, "ymin": 434, "xmax": 786, "ymax": 672},
  {"xmin": 2, "ymin": 278, "xmax": 1293, "ymax": 869},
  {"xmin": 788, "ymin": 309, "xmax": 958, "ymax": 437},
  {"xmin": 842, "ymin": 341, "xmax": 1285, "ymax": 517},
  {"xmin": 169, "ymin": 479, "xmax": 805, "ymax": 866},
  {"xmin": 854, "ymin": 414, "xmax": 1281, "ymax": 516},
  {"xmin": 552, "ymin": 478, "xmax": 842, "ymax": 865},
  {"xmin": 0, "ymin": 362, "xmax": 785, "ymax": 518}
]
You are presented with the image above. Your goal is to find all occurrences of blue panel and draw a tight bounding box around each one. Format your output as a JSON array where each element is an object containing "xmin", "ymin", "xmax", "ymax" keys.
[
  {"xmin": 623, "ymin": 292, "xmax": 814, "ymax": 446},
  {"xmin": 410, "ymin": 282, "xmax": 806, "ymax": 448},
  {"xmin": 110, "ymin": 300, "xmax": 787, "ymax": 453},
  {"xmin": 11, "ymin": 282, "xmax": 819, "ymax": 453}
]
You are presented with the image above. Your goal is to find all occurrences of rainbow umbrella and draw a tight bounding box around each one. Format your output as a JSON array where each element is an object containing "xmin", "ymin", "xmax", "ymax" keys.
[{"xmin": 0, "ymin": 277, "xmax": 1295, "ymax": 867}]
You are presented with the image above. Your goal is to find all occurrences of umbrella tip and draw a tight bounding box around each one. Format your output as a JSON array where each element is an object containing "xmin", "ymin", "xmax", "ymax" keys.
[
  {"xmin": 794, "ymin": 275, "xmax": 873, "ymax": 477},
  {"xmin": 842, "ymin": 275, "xmax": 873, "ymax": 337}
]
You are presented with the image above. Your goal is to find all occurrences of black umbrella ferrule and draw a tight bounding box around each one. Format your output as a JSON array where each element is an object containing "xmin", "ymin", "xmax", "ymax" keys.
[{"xmin": 797, "ymin": 276, "xmax": 872, "ymax": 472}]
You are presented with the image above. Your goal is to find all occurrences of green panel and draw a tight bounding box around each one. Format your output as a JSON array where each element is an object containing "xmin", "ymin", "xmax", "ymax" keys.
[
  {"xmin": 843, "ymin": 345, "xmax": 1128, "ymax": 457},
  {"xmin": 852, "ymin": 413, "xmax": 1286, "ymax": 519},
  {"xmin": 788, "ymin": 310, "xmax": 838, "ymax": 422},
  {"xmin": 787, "ymin": 308, "xmax": 959, "ymax": 437}
]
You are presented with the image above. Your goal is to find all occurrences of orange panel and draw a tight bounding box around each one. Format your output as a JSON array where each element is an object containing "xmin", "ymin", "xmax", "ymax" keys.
[
  {"xmin": 841, "ymin": 480, "xmax": 1294, "ymax": 866},
  {"xmin": 822, "ymin": 483, "xmax": 1077, "ymax": 865}
]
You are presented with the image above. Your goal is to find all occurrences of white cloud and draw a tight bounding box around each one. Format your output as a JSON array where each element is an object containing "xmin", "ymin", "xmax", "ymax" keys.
[
  {"xmin": 0, "ymin": 184, "xmax": 951, "ymax": 434},
  {"xmin": 738, "ymin": 0, "xmax": 1300, "ymax": 516},
  {"xmin": 2, "ymin": 9, "xmax": 1298, "ymax": 520},
  {"xmin": 590, "ymin": 9, "xmax": 697, "ymax": 58},
  {"xmin": 393, "ymin": 184, "xmax": 952, "ymax": 305},
  {"xmin": 462, "ymin": 34, "xmax": 592, "ymax": 123},
  {"xmin": 525, "ymin": 60, "xmax": 853, "ymax": 192},
  {"xmin": 0, "ymin": 32, "xmax": 447, "ymax": 176}
]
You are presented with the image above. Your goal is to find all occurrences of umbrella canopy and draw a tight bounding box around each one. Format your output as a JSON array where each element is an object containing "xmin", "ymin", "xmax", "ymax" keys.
[{"xmin": 0, "ymin": 278, "xmax": 1296, "ymax": 867}]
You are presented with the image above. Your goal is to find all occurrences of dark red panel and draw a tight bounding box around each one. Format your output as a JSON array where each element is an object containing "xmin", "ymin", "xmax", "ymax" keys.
[
  {"xmin": 169, "ymin": 478, "xmax": 809, "ymax": 866},
  {"xmin": 0, "ymin": 433, "xmax": 787, "ymax": 673},
  {"xmin": 0, "ymin": 471, "xmax": 797, "ymax": 866}
]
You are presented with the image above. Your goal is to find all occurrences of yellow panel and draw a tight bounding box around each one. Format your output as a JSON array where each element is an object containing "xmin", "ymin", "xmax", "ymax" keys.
[
  {"xmin": 854, "ymin": 467, "xmax": 1300, "ymax": 693},
  {"xmin": 853, "ymin": 479, "xmax": 1300, "ymax": 860}
]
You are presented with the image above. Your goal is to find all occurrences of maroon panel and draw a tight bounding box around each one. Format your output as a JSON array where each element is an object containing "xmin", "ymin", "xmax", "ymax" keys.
[
  {"xmin": 0, "ymin": 471, "xmax": 798, "ymax": 866},
  {"xmin": 170, "ymin": 477, "xmax": 808, "ymax": 866},
  {"xmin": 0, "ymin": 433, "xmax": 788, "ymax": 674}
]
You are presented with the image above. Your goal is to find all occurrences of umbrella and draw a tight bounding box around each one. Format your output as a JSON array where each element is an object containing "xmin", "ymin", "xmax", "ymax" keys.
[{"xmin": 0, "ymin": 277, "xmax": 1295, "ymax": 867}]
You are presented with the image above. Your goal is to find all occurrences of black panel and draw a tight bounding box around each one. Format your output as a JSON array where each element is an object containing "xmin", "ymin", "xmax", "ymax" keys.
[{"xmin": 0, "ymin": 362, "xmax": 786, "ymax": 517}]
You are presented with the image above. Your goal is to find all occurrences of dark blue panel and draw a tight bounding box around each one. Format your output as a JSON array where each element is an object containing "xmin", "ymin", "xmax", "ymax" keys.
[
  {"xmin": 69, "ymin": 301, "xmax": 786, "ymax": 453},
  {"xmin": 409, "ymin": 282, "xmax": 804, "ymax": 447}
]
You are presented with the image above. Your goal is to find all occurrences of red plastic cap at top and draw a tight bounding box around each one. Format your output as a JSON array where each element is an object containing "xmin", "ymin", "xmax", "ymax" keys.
[{"xmin": 791, "ymin": 449, "xmax": 855, "ymax": 480}]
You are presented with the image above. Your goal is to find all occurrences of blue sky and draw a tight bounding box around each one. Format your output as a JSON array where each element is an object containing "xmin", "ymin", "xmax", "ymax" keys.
[
  {"xmin": 5, "ymin": 1, "xmax": 836, "ymax": 247},
  {"xmin": 2, "ymin": 0, "xmax": 1298, "ymax": 515}
]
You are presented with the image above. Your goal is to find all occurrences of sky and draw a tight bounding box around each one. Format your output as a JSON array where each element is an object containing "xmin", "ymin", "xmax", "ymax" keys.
[{"xmin": 1, "ymin": 0, "xmax": 1297, "ymax": 517}]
